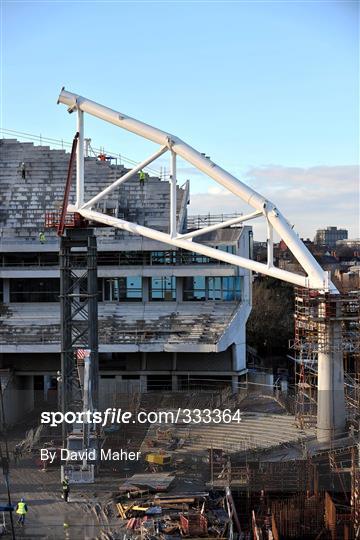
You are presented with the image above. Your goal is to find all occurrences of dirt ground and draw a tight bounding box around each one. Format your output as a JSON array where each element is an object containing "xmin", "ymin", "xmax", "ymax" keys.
[{"xmin": 0, "ymin": 413, "xmax": 207, "ymax": 539}]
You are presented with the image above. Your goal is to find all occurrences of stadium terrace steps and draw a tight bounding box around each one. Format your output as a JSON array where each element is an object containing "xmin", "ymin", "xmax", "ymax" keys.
[
  {"xmin": 0, "ymin": 139, "xmax": 186, "ymax": 239},
  {"xmin": 0, "ymin": 301, "xmax": 238, "ymax": 346},
  {"xmin": 141, "ymin": 412, "xmax": 315, "ymax": 455}
]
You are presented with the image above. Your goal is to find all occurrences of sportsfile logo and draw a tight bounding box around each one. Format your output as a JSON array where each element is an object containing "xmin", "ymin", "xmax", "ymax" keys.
[{"xmin": 41, "ymin": 408, "xmax": 242, "ymax": 427}]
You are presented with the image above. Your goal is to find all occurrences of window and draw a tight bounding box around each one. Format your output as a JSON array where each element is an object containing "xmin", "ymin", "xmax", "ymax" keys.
[
  {"xmin": 10, "ymin": 279, "xmax": 60, "ymax": 302},
  {"xmin": 183, "ymin": 276, "xmax": 206, "ymax": 301},
  {"xmin": 151, "ymin": 251, "xmax": 176, "ymax": 265},
  {"xmin": 217, "ymin": 244, "xmax": 236, "ymax": 254},
  {"xmin": 151, "ymin": 277, "xmax": 176, "ymax": 301},
  {"xmin": 222, "ymin": 276, "xmax": 241, "ymax": 301},
  {"xmin": 183, "ymin": 276, "xmax": 241, "ymax": 301},
  {"xmin": 103, "ymin": 277, "xmax": 142, "ymax": 301},
  {"xmin": 208, "ymin": 277, "xmax": 222, "ymax": 300}
]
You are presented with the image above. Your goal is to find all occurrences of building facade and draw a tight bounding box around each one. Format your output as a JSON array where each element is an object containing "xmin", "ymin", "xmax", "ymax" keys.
[
  {"xmin": 314, "ymin": 226, "xmax": 348, "ymax": 247},
  {"xmin": 0, "ymin": 139, "xmax": 252, "ymax": 419}
]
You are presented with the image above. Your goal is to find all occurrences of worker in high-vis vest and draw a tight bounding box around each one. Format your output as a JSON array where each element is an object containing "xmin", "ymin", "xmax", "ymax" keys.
[
  {"xmin": 139, "ymin": 170, "xmax": 146, "ymax": 186},
  {"xmin": 16, "ymin": 498, "xmax": 28, "ymax": 525},
  {"xmin": 62, "ymin": 476, "xmax": 70, "ymax": 502}
]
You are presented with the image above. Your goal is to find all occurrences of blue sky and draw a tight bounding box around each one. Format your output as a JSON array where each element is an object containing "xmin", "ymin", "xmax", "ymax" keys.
[{"xmin": 1, "ymin": 0, "xmax": 359, "ymax": 239}]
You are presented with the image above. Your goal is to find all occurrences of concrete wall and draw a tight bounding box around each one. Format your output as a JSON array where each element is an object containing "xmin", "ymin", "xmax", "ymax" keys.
[
  {"xmin": 98, "ymin": 376, "xmax": 140, "ymax": 410},
  {"xmin": 1, "ymin": 374, "xmax": 34, "ymax": 427}
]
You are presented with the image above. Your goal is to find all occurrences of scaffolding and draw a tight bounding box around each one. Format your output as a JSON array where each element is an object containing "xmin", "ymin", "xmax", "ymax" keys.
[
  {"xmin": 59, "ymin": 228, "xmax": 99, "ymax": 442},
  {"xmin": 290, "ymin": 288, "xmax": 360, "ymax": 431}
]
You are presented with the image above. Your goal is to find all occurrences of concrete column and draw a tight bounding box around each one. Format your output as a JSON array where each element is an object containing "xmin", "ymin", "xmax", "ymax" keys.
[
  {"xmin": 231, "ymin": 319, "xmax": 246, "ymax": 372},
  {"xmin": 142, "ymin": 277, "xmax": 149, "ymax": 302},
  {"xmin": 140, "ymin": 375, "xmax": 147, "ymax": 393},
  {"xmin": 317, "ymin": 300, "xmax": 346, "ymax": 443},
  {"xmin": 172, "ymin": 352, "xmax": 177, "ymax": 371},
  {"xmin": 141, "ymin": 352, "xmax": 147, "ymax": 370},
  {"xmin": 176, "ymin": 277, "xmax": 183, "ymax": 301},
  {"xmin": 280, "ymin": 379, "xmax": 288, "ymax": 395},
  {"xmin": 3, "ymin": 278, "xmax": 9, "ymax": 303},
  {"xmin": 171, "ymin": 374, "xmax": 178, "ymax": 391},
  {"xmin": 232, "ymin": 375, "xmax": 238, "ymax": 394},
  {"xmin": 44, "ymin": 375, "xmax": 52, "ymax": 401},
  {"xmin": 232, "ymin": 341, "xmax": 246, "ymax": 372}
]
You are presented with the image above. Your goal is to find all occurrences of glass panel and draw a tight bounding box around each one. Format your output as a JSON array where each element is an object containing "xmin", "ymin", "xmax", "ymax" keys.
[
  {"xmin": 151, "ymin": 277, "xmax": 176, "ymax": 301},
  {"xmin": 126, "ymin": 277, "xmax": 142, "ymax": 299},
  {"xmin": 104, "ymin": 279, "xmax": 112, "ymax": 301},
  {"xmin": 218, "ymin": 244, "xmax": 236, "ymax": 254},
  {"xmin": 207, "ymin": 276, "xmax": 242, "ymax": 301},
  {"xmin": 183, "ymin": 276, "xmax": 206, "ymax": 301},
  {"xmin": 151, "ymin": 251, "xmax": 176, "ymax": 265},
  {"xmin": 10, "ymin": 278, "xmax": 60, "ymax": 302},
  {"xmin": 103, "ymin": 277, "xmax": 142, "ymax": 301},
  {"xmin": 208, "ymin": 277, "xmax": 222, "ymax": 300}
]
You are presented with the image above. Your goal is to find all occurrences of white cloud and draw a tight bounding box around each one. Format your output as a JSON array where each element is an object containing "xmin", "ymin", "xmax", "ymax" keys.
[{"xmin": 188, "ymin": 165, "xmax": 359, "ymax": 241}]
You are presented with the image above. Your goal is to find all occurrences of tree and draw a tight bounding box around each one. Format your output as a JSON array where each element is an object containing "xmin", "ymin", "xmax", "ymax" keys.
[{"xmin": 247, "ymin": 277, "xmax": 294, "ymax": 356}]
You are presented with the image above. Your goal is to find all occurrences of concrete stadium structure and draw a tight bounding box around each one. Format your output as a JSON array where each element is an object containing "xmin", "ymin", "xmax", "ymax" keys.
[{"xmin": 0, "ymin": 138, "xmax": 252, "ymax": 422}]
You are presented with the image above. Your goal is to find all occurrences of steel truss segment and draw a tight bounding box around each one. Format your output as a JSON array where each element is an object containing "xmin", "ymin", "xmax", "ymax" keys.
[
  {"xmin": 77, "ymin": 207, "xmax": 309, "ymax": 288},
  {"xmin": 58, "ymin": 88, "xmax": 337, "ymax": 293},
  {"xmin": 82, "ymin": 144, "xmax": 168, "ymax": 209},
  {"xmin": 178, "ymin": 210, "xmax": 263, "ymax": 240}
]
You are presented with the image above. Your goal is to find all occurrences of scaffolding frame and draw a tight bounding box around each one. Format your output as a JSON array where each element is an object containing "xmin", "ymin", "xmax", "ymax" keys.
[
  {"xmin": 290, "ymin": 288, "xmax": 360, "ymax": 431},
  {"xmin": 59, "ymin": 228, "xmax": 99, "ymax": 442}
]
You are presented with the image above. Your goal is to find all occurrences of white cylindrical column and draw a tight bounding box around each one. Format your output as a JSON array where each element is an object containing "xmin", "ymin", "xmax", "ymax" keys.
[
  {"xmin": 266, "ymin": 220, "xmax": 273, "ymax": 267},
  {"xmin": 76, "ymin": 109, "xmax": 84, "ymax": 208},
  {"xmin": 170, "ymin": 151, "xmax": 177, "ymax": 238},
  {"xmin": 317, "ymin": 300, "xmax": 346, "ymax": 442}
]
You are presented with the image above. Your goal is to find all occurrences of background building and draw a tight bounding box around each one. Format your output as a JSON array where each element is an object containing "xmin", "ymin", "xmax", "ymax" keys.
[
  {"xmin": 314, "ymin": 226, "xmax": 348, "ymax": 247},
  {"xmin": 0, "ymin": 139, "xmax": 252, "ymax": 420}
]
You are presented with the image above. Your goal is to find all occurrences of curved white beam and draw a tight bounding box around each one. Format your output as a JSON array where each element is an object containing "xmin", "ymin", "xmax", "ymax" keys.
[
  {"xmin": 58, "ymin": 88, "xmax": 338, "ymax": 293},
  {"xmin": 68, "ymin": 206, "xmax": 310, "ymax": 288}
]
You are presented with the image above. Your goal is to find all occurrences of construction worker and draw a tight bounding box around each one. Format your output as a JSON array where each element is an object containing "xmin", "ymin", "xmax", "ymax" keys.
[
  {"xmin": 139, "ymin": 170, "xmax": 146, "ymax": 186},
  {"xmin": 39, "ymin": 231, "xmax": 46, "ymax": 244},
  {"xmin": 62, "ymin": 476, "xmax": 70, "ymax": 502},
  {"xmin": 16, "ymin": 498, "xmax": 28, "ymax": 526},
  {"xmin": 20, "ymin": 162, "xmax": 26, "ymax": 179}
]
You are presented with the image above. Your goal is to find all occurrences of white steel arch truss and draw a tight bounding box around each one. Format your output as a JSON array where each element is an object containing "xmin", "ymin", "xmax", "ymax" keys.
[{"xmin": 58, "ymin": 88, "xmax": 337, "ymax": 293}]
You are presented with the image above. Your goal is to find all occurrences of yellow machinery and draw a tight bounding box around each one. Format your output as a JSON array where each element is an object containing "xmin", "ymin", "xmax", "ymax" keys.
[{"xmin": 145, "ymin": 453, "xmax": 172, "ymax": 466}]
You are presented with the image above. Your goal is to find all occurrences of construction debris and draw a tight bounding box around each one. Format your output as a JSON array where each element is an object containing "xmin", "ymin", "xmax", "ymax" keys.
[
  {"xmin": 111, "ymin": 489, "xmax": 230, "ymax": 539},
  {"xmin": 119, "ymin": 473, "xmax": 175, "ymax": 493}
]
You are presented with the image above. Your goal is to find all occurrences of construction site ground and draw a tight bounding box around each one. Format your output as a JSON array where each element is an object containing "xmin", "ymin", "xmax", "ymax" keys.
[{"xmin": 0, "ymin": 392, "xmax": 320, "ymax": 539}]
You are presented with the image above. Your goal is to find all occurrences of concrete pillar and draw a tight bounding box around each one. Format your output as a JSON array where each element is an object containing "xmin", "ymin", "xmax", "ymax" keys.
[
  {"xmin": 232, "ymin": 342, "xmax": 246, "ymax": 372},
  {"xmin": 140, "ymin": 375, "xmax": 147, "ymax": 393},
  {"xmin": 232, "ymin": 375, "xmax": 238, "ymax": 394},
  {"xmin": 176, "ymin": 277, "xmax": 183, "ymax": 301},
  {"xmin": 142, "ymin": 277, "xmax": 149, "ymax": 302},
  {"xmin": 171, "ymin": 374, "xmax": 178, "ymax": 391},
  {"xmin": 141, "ymin": 352, "xmax": 147, "ymax": 370},
  {"xmin": 317, "ymin": 301, "xmax": 346, "ymax": 443},
  {"xmin": 231, "ymin": 319, "xmax": 246, "ymax": 372},
  {"xmin": 3, "ymin": 278, "xmax": 9, "ymax": 303},
  {"xmin": 172, "ymin": 352, "xmax": 177, "ymax": 371},
  {"xmin": 44, "ymin": 375, "xmax": 52, "ymax": 401},
  {"xmin": 280, "ymin": 379, "xmax": 288, "ymax": 395}
]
